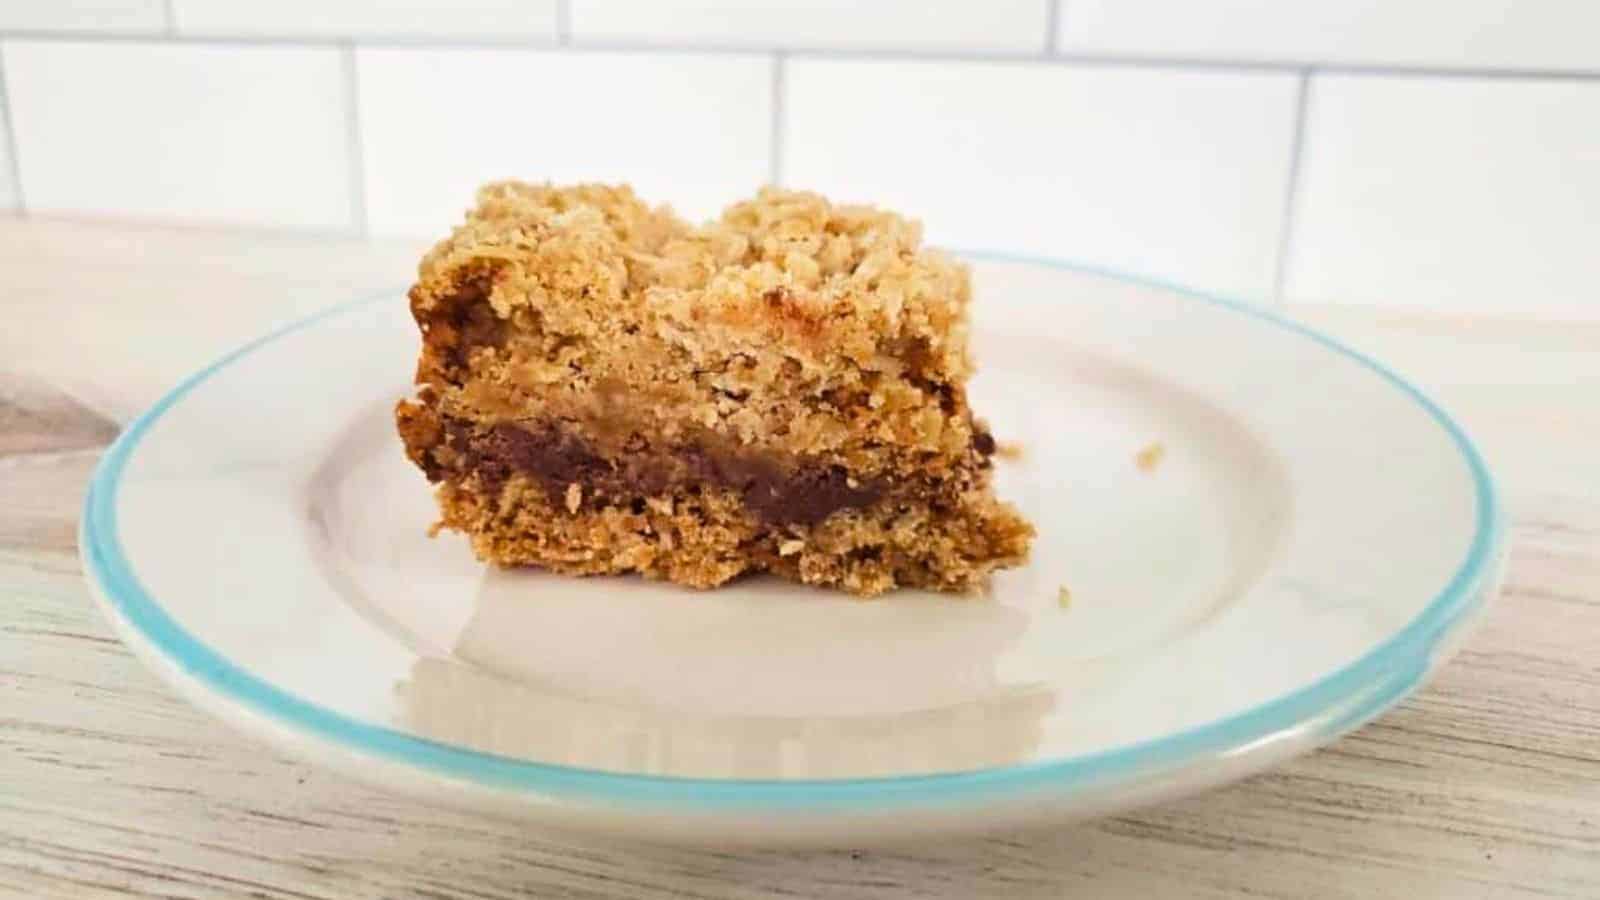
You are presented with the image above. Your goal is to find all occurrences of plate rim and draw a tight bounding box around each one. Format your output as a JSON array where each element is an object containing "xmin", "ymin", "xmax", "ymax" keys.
[{"xmin": 80, "ymin": 253, "xmax": 1506, "ymax": 812}]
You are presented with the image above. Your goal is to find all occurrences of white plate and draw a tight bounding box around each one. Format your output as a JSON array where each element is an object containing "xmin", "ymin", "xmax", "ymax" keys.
[{"xmin": 82, "ymin": 256, "xmax": 1505, "ymax": 846}]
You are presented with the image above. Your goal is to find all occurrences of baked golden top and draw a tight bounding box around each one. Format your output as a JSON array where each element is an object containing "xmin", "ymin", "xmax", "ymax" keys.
[{"xmin": 410, "ymin": 181, "xmax": 974, "ymax": 384}]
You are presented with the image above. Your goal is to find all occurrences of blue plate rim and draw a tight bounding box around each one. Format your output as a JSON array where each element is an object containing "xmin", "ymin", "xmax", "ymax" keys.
[{"xmin": 80, "ymin": 253, "xmax": 1506, "ymax": 812}]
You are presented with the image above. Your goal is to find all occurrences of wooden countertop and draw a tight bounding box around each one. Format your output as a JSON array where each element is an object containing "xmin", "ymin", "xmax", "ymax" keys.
[{"xmin": 2, "ymin": 218, "xmax": 1596, "ymax": 899}]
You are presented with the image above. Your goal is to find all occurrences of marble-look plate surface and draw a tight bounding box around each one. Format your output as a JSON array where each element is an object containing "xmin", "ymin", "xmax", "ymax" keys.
[{"xmin": 81, "ymin": 256, "xmax": 1505, "ymax": 846}]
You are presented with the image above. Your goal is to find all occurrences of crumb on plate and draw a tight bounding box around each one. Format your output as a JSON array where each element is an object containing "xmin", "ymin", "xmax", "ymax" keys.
[{"xmin": 1135, "ymin": 442, "xmax": 1166, "ymax": 473}]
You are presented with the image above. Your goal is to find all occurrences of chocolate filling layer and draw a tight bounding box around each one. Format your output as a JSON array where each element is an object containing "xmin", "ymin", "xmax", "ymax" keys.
[{"xmin": 440, "ymin": 419, "xmax": 895, "ymax": 526}]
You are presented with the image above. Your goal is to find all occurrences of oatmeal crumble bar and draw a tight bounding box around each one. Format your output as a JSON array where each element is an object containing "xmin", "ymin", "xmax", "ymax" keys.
[{"xmin": 395, "ymin": 182, "xmax": 1033, "ymax": 596}]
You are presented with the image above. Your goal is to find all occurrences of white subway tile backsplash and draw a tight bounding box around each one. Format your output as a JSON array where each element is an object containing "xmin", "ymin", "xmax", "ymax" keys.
[
  {"xmin": 357, "ymin": 49, "xmax": 772, "ymax": 237},
  {"xmin": 1059, "ymin": 0, "xmax": 1600, "ymax": 72},
  {"xmin": 172, "ymin": 0, "xmax": 557, "ymax": 40},
  {"xmin": 0, "ymin": 3, "xmax": 1594, "ymax": 318},
  {"xmin": 0, "ymin": 0, "xmax": 167, "ymax": 33},
  {"xmin": 572, "ymin": 0, "xmax": 1051, "ymax": 52},
  {"xmin": 0, "ymin": 103, "xmax": 16, "ymax": 211},
  {"xmin": 4, "ymin": 41, "xmax": 353, "ymax": 229},
  {"xmin": 1286, "ymin": 75, "xmax": 1600, "ymax": 317},
  {"xmin": 784, "ymin": 60, "xmax": 1298, "ymax": 303}
]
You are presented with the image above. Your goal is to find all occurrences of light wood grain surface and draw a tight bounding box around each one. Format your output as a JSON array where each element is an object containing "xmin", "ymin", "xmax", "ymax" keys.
[{"xmin": 2, "ymin": 218, "xmax": 1596, "ymax": 899}]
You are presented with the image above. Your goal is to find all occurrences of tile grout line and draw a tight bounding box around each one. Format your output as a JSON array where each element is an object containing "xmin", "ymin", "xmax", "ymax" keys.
[
  {"xmin": 555, "ymin": 0, "xmax": 571, "ymax": 45},
  {"xmin": 338, "ymin": 41, "xmax": 368, "ymax": 238},
  {"xmin": 1044, "ymin": 0, "xmax": 1062, "ymax": 54},
  {"xmin": 0, "ymin": 28, "xmax": 1599, "ymax": 81},
  {"xmin": 768, "ymin": 52, "xmax": 786, "ymax": 186},
  {"xmin": 22, "ymin": 209, "xmax": 382, "ymax": 242},
  {"xmin": 0, "ymin": 45, "xmax": 27, "ymax": 215},
  {"xmin": 1272, "ymin": 70, "xmax": 1313, "ymax": 307},
  {"xmin": 161, "ymin": 0, "xmax": 178, "ymax": 36}
]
